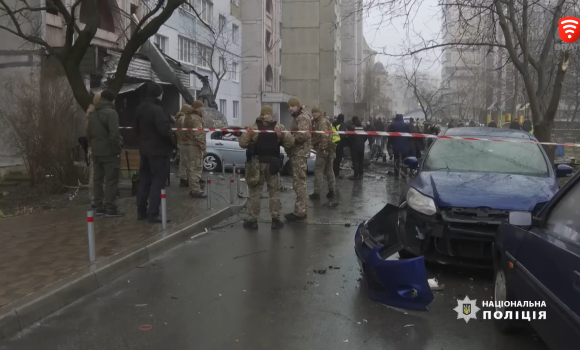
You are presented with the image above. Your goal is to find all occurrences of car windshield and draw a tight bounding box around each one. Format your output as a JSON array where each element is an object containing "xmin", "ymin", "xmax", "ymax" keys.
[{"xmin": 423, "ymin": 139, "xmax": 549, "ymax": 177}]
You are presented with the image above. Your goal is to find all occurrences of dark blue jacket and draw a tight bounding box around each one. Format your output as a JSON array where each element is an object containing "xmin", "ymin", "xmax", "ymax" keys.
[{"xmin": 387, "ymin": 115, "xmax": 411, "ymax": 155}]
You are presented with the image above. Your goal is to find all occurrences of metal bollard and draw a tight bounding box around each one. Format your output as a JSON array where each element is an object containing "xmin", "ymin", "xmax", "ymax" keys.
[
  {"xmin": 232, "ymin": 163, "xmax": 236, "ymax": 179},
  {"xmin": 161, "ymin": 189, "xmax": 167, "ymax": 230},
  {"xmin": 230, "ymin": 178, "xmax": 235, "ymax": 204},
  {"xmin": 222, "ymin": 158, "xmax": 225, "ymax": 176},
  {"xmin": 236, "ymin": 168, "xmax": 241, "ymax": 195},
  {"xmin": 206, "ymin": 179, "xmax": 212, "ymax": 209},
  {"xmin": 87, "ymin": 211, "xmax": 96, "ymax": 264}
]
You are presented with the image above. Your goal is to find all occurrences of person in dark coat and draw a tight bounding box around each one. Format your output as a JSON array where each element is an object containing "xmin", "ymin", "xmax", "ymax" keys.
[
  {"xmin": 387, "ymin": 114, "xmax": 411, "ymax": 176},
  {"xmin": 522, "ymin": 118, "xmax": 533, "ymax": 133},
  {"xmin": 332, "ymin": 114, "xmax": 348, "ymax": 178},
  {"xmin": 509, "ymin": 120, "xmax": 521, "ymax": 130},
  {"xmin": 347, "ymin": 116, "xmax": 367, "ymax": 180},
  {"xmin": 135, "ymin": 82, "xmax": 176, "ymax": 223},
  {"xmin": 408, "ymin": 117, "xmax": 423, "ymax": 159},
  {"xmin": 487, "ymin": 121, "xmax": 498, "ymax": 127}
]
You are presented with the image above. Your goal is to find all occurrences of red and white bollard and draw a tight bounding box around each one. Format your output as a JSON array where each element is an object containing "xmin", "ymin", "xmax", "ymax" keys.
[
  {"xmin": 232, "ymin": 163, "xmax": 236, "ymax": 179},
  {"xmin": 236, "ymin": 168, "xmax": 241, "ymax": 195},
  {"xmin": 206, "ymin": 179, "xmax": 212, "ymax": 209},
  {"xmin": 87, "ymin": 211, "xmax": 95, "ymax": 264},
  {"xmin": 161, "ymin": 189, "xmax": 167, "ymax": 230},
  {"xmin": 230, "ymin": 178, "xmax": 235, "ymax": 204}
]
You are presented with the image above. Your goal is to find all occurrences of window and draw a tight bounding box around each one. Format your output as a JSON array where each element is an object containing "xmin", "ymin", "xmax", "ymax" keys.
[
  {"xmin": 546, "ymin": 182, "xmax": 580, "ymax": 245},
  {"xmin": 219, "ymin": 99, "xmax": 227, "ymax": 115},
  {"xmin": 154, "ymin": 34, "xmax": 168, "ymax": 54},
  {"xmin": 265, "ymin": 65, "xmax": 273, "ymax": 82},
  {"xmin": 219, "ymin": 56, "xmax": 227, "ymax": 77},
  {"xmin": 196, "ymin": 0, "xmax": 213, "ymax": 23},
  {"xmin": 181, "ymin": 0, "xmax": 194, "ymax": 13},
  {"xmin": 80, "ymin": 0, "xmax": 116, "ymax": 32},
  {"xmin": 266, "ymin": 0, "xmax": 272, "ymax": 13},
  {"xmin": 219, "ymin": 15, "xmax": 226, "ymax": 32},
  {"xmin": 232, "ymin": 24, "xmax": 239, "ymax": 44},
  {"xmin": 197, "ymin": 44, "xmax": 211, "ymax": 68},
  {"xmin": 233, "ymin": 101, "xmax": 239, "ymax": 119},
  {"xmin": 230, "ymin": 62, "xmax": 239, "ymax": 82},
  {"xmin": 265, "ymin": 30, "xmax": 271, "ymax": 50},
  {"xmin": 46, "ymin": 0, "xmax": 58, "ymax": 15},
  {"xmin": 178, "ymin": 36, "xmax": 195, "ymax": 63}
]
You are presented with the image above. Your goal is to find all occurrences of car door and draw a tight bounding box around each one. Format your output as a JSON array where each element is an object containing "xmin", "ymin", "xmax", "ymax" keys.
[
  {"xmin": 508, "ymin": 174, "xmax": 580, "ymax": 349},
  {"xmin": 212, "ymin": 131, "xmax": 243, "ymax": 169}
]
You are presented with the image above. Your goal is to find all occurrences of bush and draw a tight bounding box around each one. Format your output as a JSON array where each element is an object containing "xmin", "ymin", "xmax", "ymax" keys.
[{"xmin": 0, "ymin": 70, "xmax": 85, "ymax": 190}]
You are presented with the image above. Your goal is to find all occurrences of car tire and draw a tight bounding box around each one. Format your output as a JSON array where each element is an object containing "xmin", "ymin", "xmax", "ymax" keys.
[
  {"xmin": 203, "ymin": 154, "xmax": 221, "ymax": 172},
  {"xmin": 398, "ymin": 249, "xmax": 416, "ymax": 260},
  {"xmin": 493, "ymin": 263, "xmax": 523, "ymax": 333}
]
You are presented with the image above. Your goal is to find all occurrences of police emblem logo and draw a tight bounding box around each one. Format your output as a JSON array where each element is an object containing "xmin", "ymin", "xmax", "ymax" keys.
[{"xmin": 463, "ymin": 304, "xmax": 471, "ymax": 315}]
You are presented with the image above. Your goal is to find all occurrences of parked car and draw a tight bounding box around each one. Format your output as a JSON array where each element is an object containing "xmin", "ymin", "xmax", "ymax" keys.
[
  {"xmin": 203, "ymin": 129, "xmax": 316, "ymax": 174},
  {"xmin": 494, "ymin": 171, "xmax": 580, "ymax": 348}
]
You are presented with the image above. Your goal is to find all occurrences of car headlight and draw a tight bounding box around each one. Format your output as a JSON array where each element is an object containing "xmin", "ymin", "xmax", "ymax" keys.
[{"xmin": 406, "ymin": 188, "xmax": 436, "ymax": 216}]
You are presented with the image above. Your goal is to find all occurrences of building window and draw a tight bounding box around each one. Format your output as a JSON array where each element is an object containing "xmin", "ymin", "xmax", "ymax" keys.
[
  {"xmin": 197, "ymin": 44, "xmax": 211, "ymax": 69},
  {"xmin": 219, "ymin": 99, "xmax": 227, "ymax": 115},
  {"xmin": 232, "ymin": 24, "xmax": 239, "ymax": 44},
  {"xmin": 181, "ymin": 0, "xmax": 195, "ymax": 13},
  {"xmin": 80, "ymin": 0, "xmax": 117, "ymax": 33},
  {"xmin": 219, "ymin": 14, "xmax": 226, "ymax": 32},
  {"xmin": 154, "ymin": 34, "xmax": 168, "ymax": 54},
  {"xmin": 266, "ymin": 0, "xmax": 272, "ymax": 13},
  {"xmin": 230, "ymin": 62, "xmax": 239, "ymax": 82},
  {"xmin": 219, "ymin": 56, "xmax": 227, "ymax": 77},
  {"xmin": 265, "ymin": 30, "xmax": 271, "ymax": 50},
  {"xmin": 233, "ymin": 101, "xmax": 239, "ymax": 119},
  {"xmin": 46, "ymin": 0, "xmax": 59, "ymax": 15},
  {"xmin": 178, "ymin": 36, "xmax": 195, "ymax": 63},
  {"xmin": 265, "ymin": 65, "xmax": 273, "ymax": 82},
  {"xmin": 196, "ymin": 0, "xmax": 213, "ymax": 23}
]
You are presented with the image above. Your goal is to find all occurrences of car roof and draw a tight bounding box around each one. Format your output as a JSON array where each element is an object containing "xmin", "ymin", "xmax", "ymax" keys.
[{"xmin": 442, "ymin": 127, "xmax": 534, "ymax": 140}]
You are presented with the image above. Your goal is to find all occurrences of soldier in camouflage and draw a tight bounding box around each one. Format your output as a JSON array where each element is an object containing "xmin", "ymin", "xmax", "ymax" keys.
[
  {"xmin": 239, "ymin": 105, "xmax": 295, "ymax": 229},
  {"xmin": 175, "ymin": 100, "xmax": 207, "ymax": 198},
  {"xmin": 284, "ymin": 97, "xmax": 312, "ymax": 222},
  {"xmin": 309, "ymin": 106, "xmax": 336, "ymax": 200}
]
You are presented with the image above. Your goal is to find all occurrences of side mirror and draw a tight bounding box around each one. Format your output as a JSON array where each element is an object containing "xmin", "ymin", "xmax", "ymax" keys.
[
  {"xmin": 509, "ymin": 211, "xmax": 532, "ymax": 227},
  {"xmin": 403, "ymin": 157, "xmax": 418, "ymax": 169},
  {"xmin": 556, "ymin": 164, "xmax": 573, "ymax": 178}
]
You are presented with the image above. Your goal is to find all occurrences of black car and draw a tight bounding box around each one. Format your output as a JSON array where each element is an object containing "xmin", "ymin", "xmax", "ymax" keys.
[{"xmin": 494, "ymin": 170, "xmax": 580, "ymax": 349}]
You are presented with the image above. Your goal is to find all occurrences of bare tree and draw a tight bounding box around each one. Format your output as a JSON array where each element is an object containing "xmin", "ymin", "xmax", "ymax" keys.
[
  {"xmin": 561, "ymin": 52, "xmax": 580, "ymax": 123},
  {"xmin": 0, "ymin": 0, "xmax": 210, "ymax": 110},
  {"xmin": 398, "ymin": 60, "xmax": 446, "ymax": 121},
  {"xmin": 185, "ymin": 13, "xmax": 240, "ymax": 101}
]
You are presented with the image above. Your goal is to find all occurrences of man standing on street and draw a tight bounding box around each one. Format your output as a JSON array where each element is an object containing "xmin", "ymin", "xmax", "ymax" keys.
[
  {"xmin": 135, "ymin": 82, "xmax": 176, "ymax": 223},
  {"xmin": 175, "ymin": 101, "xmax": 207, "ymax": 198},
  {"xmin": 239, "ymin": 105, "xmax": 295, "ymax": 230},
  {"xmin": 87, "ymin": 89, "xmax": 124, "ymax": 217},
  {"xmin": 284, "ymin": 97, "xmax": 311, "ymax": 222},
  {"xmin": 347, "ymin": 116, "xmax": 367, "ymax": 180},
  {"xmin": 332, "ymin": 114, "xmax": 347, "ymax": 178},
  {"xmin": 310, "ymin": 106, "xmax": 336, "ymax": 200},
  {"xmin": 387, "ymin": 114, "xmax": 411, "ymax": 177}
]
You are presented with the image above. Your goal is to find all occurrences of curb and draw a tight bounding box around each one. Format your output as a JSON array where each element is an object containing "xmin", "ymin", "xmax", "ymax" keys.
[{"xmin": 0, "ymin": 196, "xmax": 246, "ymax": 340}]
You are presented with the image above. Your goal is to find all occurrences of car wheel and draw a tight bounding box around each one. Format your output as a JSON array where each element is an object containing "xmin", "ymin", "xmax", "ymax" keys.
[
  {"xmin": 493, "ymin": 264, "xmax": 523, "ymax": 333},
  {"xmin": 397, "ymin": 249, "xmax": 416, "ymax": 260},
  {"xmin": 203, "ymin": 154, "xmax": 221, "ymax": 172}
]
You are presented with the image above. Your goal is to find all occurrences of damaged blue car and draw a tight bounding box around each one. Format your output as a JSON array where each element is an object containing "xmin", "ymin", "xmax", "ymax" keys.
[{"xmin": 355, "ymin": 127, "xmax": 572, "ymax": 310}]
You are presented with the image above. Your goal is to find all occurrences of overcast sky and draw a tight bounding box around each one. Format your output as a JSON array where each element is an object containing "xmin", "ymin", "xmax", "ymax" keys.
[{"xmin": 363, "ymin": 0, "xmax": 442, "ymax": 78}]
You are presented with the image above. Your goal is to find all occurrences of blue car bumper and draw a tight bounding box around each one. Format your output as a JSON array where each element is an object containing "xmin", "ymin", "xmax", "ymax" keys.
[{"xmin": 354, "ymin": 222, "xmax": 434, "ymax": 311}]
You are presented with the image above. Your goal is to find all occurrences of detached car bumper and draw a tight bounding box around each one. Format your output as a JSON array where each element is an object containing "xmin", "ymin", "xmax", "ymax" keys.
[{"xmin": 353, "ymin": 206, "xmax": 434, "ymax": 311}]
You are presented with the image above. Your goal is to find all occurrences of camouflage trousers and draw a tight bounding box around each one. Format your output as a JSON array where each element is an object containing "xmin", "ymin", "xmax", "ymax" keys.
[
  {"xmin": 178, "ymin": 144, "xmax": 203, "ymax": 192},
  {"xmin": 291, "ymin": 156, "xmax": 308, "ymax": 218},
  {"xmin": 247, "ymin": 160, "xmax": 281, "ymax": 221},
  {"xmin": 313, "ymin": 151, "xmax": 335, "ymax": 194}
]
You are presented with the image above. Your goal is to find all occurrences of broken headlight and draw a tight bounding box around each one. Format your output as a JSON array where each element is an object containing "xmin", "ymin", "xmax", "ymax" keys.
[{"xmin": 407, "ymin": 187, "xmax": 436, "ymax": 216}]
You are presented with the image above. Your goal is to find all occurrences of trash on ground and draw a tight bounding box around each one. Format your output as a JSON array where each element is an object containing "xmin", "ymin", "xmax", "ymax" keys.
[
  {"xmin": 240, "ymin": 178, "xmax": 246, "ymax": 182},
  {"xmin": 428, "ymin": 278, "xmax": 445, "ymax": 291},
  {"xmin": 170, "ymin": 296, "xmax": 178, "ymax": 300},
  {"xmin": 313, "ymin": 269, "xmax": 327, "ymax": 274},
  {"xmin": 404, "ymin": 324, "xmax": 414, "ymax": 328},
  {"xmin": 363, "ymin": 319, "xmax": 368, "ymax": 323},
  {"xmin": 343, "ymin": 340, "xmax": 349, "ymax": 343},
  {"xmin": 135, "ymin": 304, "xmax": 147, "ymax": 307}
]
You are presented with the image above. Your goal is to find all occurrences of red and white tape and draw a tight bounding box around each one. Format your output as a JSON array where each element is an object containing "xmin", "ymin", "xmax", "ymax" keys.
[{"xmin": 117, "ymin": 127, "xmax": 580, "ymax": 147}]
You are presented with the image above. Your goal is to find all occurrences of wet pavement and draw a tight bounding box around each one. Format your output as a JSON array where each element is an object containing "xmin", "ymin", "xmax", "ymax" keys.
[
  {"xmin": 0, "ymin": 173, "xmax": 233, "ymax": 307},
  {"xmin": 0, "ymin": 173, "xmax": 547, "ymax": 350}
]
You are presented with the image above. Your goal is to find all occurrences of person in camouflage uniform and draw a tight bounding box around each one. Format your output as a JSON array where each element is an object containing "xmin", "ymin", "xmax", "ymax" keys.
[
  {"xmin": 175, "ymin": 101, "xmax": 206, "ymax": 198},
  {"xmin": 309, "ymin": 106, "xmax": 336, "ymax": 200},
  {"xmin": 284, "ymin": 97, "xmax": 312, "ymax": 222},
  {"xmin": 239, "ymin": 105, "xmax": 295, "ymax": 229}
]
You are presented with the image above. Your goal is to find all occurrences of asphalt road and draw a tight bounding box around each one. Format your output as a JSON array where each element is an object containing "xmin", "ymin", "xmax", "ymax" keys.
[{"xmin": 0, "ymin": 173, "xmax": 548, "ymax": 350}]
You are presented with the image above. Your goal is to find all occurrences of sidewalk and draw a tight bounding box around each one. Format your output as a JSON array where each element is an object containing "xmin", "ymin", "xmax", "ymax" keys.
[{"xmin": 0, "ymin": 173, "xmax": 239, "ymax": 308}]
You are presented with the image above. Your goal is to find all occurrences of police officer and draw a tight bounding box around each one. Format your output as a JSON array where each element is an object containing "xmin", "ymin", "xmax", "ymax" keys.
[
  {"xmin": 239, "ymin": 105, "xmax": 295, "ymax": 229},
  {"xmin": 310, "ymin": 106, "xmax": 336, "ymax": 200},
  {"xmin": 284, "ymin": 97, "xmax": 312, "ymax": 222}
]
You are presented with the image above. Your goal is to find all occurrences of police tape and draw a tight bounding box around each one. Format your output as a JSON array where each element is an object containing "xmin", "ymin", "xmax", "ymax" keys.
[{"xmin": 117, "ymin": 127, "xmax": 580, "ymax": 147}]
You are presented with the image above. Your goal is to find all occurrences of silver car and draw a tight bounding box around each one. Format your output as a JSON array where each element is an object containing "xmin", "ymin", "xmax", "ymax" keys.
[{"xmin": 203, "ymin": 129, "xmax": 316, "ymax": 174}]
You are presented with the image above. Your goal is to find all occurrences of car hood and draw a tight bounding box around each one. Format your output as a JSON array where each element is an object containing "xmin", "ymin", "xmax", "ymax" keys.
[{"xmin": 410, "ymin": 171, "xmax": 558, "ymax": 211}]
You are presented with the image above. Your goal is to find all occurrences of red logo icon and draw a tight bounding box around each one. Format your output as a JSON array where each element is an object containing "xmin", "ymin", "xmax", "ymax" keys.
[{"xmin": 559, "ymin": 17, "xmax": 580, "ymax": 43}]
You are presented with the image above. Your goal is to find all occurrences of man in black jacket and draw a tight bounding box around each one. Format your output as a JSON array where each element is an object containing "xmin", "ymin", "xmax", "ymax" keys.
[
  {"xmin": 347, "ymin": 116, "xmax": 367, "ymax": 180},
  {"xmin": 135, "ymin": 82, "xmax": 176, "ymax": 223}
]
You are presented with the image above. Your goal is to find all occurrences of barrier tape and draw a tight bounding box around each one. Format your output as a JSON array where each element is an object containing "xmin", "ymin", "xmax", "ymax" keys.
[{"xmin": 117, "ymin": 127, "xmax": 580, "ymax": 147}]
